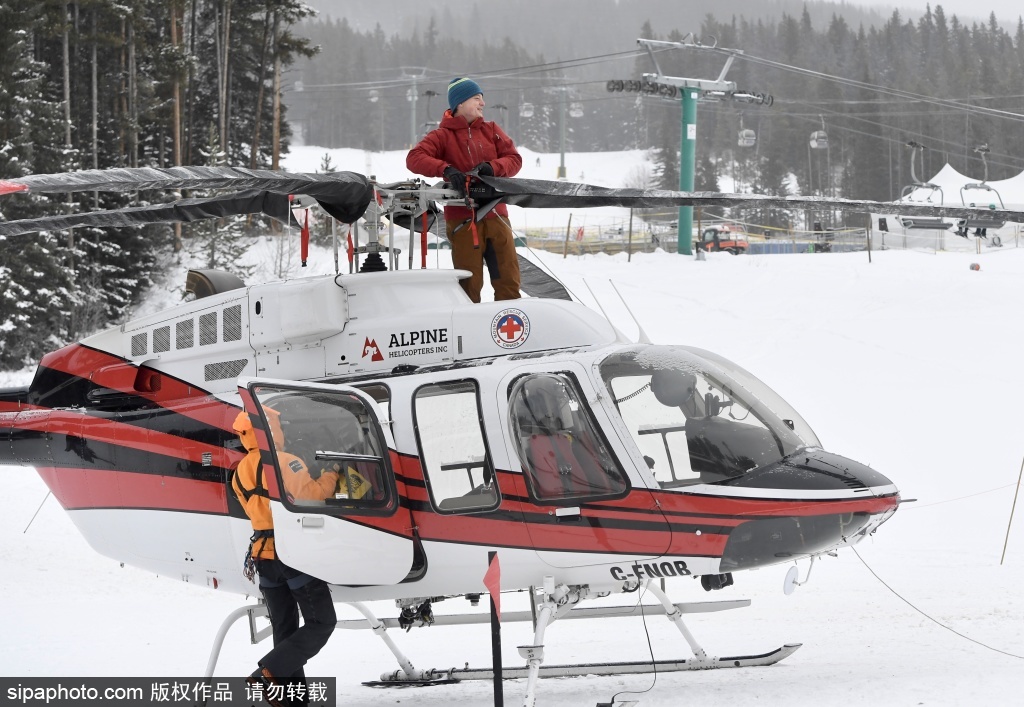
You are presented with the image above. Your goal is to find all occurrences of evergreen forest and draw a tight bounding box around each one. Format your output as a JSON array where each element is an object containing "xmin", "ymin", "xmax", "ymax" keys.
[{"xmin": 0, "ymin": 0, "xmax": 313, "ymax": 368}]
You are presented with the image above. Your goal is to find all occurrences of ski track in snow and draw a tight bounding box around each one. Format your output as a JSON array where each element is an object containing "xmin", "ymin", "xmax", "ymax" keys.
[{"xmin": 2, "ymin": 148, "xmax": 1024, "ymax": 706}]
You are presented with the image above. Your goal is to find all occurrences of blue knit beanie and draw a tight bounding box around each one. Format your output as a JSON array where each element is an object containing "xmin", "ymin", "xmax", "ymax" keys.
[{"xmin": 448, "ymin": 77, "xmax": 483, "ymax": 113}]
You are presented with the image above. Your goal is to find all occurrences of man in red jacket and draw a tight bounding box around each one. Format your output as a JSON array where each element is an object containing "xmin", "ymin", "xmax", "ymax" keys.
[{"xmin": 407, "ymin": 77, "xmax": 523, "ymax": 302}]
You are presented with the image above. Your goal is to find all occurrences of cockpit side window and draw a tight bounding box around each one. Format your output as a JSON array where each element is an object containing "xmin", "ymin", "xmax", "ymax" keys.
[
  {"xmin": 354, "ymin": 383, "xmax": 391, "ymax": 421},
  {"xmin": 508, "ymin": 373, "xmax": 628, "ymax": 503},
  {"xmin": 249, "ymin": 385, "xmax": 395, "ymax": 515},
  {"xmin": 413, "ymin": 380, "xmax": 500, "ymax": 514}
]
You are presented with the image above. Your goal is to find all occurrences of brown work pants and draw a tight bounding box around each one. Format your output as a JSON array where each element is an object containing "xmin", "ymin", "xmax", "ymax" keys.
[{"xmin": 448, "ymin": 215, "xmax": 521, "ymax": 303}]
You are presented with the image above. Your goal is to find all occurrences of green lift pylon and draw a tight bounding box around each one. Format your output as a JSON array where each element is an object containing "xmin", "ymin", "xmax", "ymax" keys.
[
  {"xmin": 679, "ymin": 89, "xmax": 698, "ymax": 255},
  {"xmin": 639, "ymin": 37, "xmax": 746, "ymax": 256}
]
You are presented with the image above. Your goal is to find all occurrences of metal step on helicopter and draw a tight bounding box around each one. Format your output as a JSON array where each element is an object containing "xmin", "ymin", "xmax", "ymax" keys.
[{"xmin": 2, "ymin": 166, "xmax": 1022, "ymax": 705}]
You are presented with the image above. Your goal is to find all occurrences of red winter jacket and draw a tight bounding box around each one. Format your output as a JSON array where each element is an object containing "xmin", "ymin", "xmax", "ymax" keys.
[{"xmin": 407, "ymin": 110, "xmax": 522, "ymax": 223}]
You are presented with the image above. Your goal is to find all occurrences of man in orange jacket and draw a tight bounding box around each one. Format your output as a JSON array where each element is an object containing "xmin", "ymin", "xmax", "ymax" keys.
[
  {"xmin": 407, "ymin": 77, "xmax": 523, "ymax": 302},
  {"xmin": 232, "ymin": 409, "xmax": 338, "ymax": 706}
]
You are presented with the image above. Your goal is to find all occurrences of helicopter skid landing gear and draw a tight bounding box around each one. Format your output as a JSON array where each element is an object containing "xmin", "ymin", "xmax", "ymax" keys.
[
  {"xmin": 362, "ymin": 582, "xmax": 800, "ymax": 698},
  {"xmin": 645, "ymin": 579, "xmax": 712, "ymax": 666},
  {"xmin": 206, "ymin": 588, "xmax": 800, "ymax": 697},
  {"xmin": 519, "ymin": 581, "xmax": 575, "ymax": 707},
  {"xmin": 203, "ymin": 602, "xmax": 270, "ymax": 679},
  {"xmin": 203, "ymin": 601, "xmax": 446, "ymax": 684},
  {"xmin": 347, "ymin": 602, "xmax": 444, "ymax": 683}
]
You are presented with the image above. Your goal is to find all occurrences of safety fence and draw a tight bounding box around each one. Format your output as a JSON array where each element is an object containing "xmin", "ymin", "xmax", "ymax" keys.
[
  {"xmin": 522, "ymin": 222, "xmax": 1024, "ymax": 257},
  {"xmin": 872, "ymin": 223, "xmax": 1023, "ymax": 254}
]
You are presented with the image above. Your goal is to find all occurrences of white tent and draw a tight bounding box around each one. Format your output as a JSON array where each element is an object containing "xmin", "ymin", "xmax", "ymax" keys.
[{"xmin": 874, "ymin": 163, "xmax": 1023, "ymax": 252}]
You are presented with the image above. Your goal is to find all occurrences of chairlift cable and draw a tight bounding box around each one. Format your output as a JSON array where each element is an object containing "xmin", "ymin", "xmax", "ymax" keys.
[
  {"xmin": 765, "ymin": 103, "xmax": 1024, "ymax": 171},
  {"xmin": 726, "ymin": 50, "xmax": 1024, "ymax": 123}
]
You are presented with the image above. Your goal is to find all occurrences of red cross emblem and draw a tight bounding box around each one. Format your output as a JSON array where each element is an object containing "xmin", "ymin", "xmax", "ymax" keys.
[
  {"xmin": 491, "ymin": 308, "xmax": 531, "ymax": 349},
  {"xmin": 498, "ymin": 315, "xmax": 523, "ymax": 341}
]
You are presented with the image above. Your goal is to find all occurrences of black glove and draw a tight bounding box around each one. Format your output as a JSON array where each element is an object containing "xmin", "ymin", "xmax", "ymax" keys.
[
  {"xmin": 474, "ymin": 162, "xmax": 494, "ymax": 177},
  {"xmin": 443, "ymin": 166, "xmax": 468, "ymax": 197}
]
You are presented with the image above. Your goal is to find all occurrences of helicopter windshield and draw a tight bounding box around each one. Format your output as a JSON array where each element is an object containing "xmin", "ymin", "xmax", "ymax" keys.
[{"xmin": 599, "ymin": 346, "xmax": 820, "ymax": 488}]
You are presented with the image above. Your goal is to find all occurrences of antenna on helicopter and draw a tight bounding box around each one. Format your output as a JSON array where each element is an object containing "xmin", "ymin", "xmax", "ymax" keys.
[
  {"xmin": 581, "ymin": 279, "xmax": 652, "ymax": 345},
  {"xmin": 582, "ymin": 279, "xmax": 615, "ymax": 325},
  {"xmin": 609, "ymin": 280, "xmax": 653, "ymax": 345}
]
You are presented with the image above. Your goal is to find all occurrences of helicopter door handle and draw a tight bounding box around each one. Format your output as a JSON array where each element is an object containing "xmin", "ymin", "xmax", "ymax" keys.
[
  {"xmin": 300, "ymin": 516, "xmax": 325, "ymax": 531},
  {"xmin": 554, "ymin": 506, "xmax": 581, "ymax": 522}
]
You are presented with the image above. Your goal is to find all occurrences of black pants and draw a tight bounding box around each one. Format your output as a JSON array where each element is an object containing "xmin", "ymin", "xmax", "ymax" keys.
[{"xmin": 256, "ymin": 559, "xmax": 337, "ymax": 685}]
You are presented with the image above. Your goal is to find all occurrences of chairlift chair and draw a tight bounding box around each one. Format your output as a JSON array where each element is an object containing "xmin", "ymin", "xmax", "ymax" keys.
[
  {"xmin": 808, "ymin": 130, "xmax": 829, "ymax": 150},
  {"xmin": 738, "ymin": 116, "xmax": 756, "ymax": 148},
  {"xmin": 897, "ymin": 216, "xmax": 953, "ymax": 230},
  {"xmin": 520, "ymin": 102, "xmax": 535, "ymax": 118},
  {"xmin": 957, "ymin": 145, "xmax": 1006, "ymax": 238},
  {"xmin": 898, "ymin": 141, "xmax": 943, "ymax": 205},
  {"xmin": 809, "ymin": 115, "xmax": 829, "ymax": 150},
  {"xmin": 896, "ymin": 143, "xmax": 951, "ymax": 230},
  {"xmin": 569, "ymin": 102, "xmax": 585, "ymax": 118}
]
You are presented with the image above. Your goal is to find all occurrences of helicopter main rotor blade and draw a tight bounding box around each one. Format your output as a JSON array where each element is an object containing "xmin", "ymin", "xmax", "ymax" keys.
[
  {"xmin": 481, "ymin": 176, "xmax": 1024, "ymax": 224},
  {"xmin": 5, "ymin": 167, "xmax": 1020, "ymax": 240},
  {"xmin": 0, "ymin": 190, "xmax": 293, "ymax": 237},
  {"xmin": 0, "ymin": 166, "xmax": 374, "ymax": 225}
]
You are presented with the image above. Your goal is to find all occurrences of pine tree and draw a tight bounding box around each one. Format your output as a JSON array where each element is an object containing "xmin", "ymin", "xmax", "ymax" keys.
[
  {"xmin": 311, "ymin": 151, "xmax": 337, "ymax": 247},
  {"xmin": 0, "ymin": 0, "xmax": 77, "ymax": 367},
  {"xmin": 651, "ymin": 107, "xmax": 679, "ymax": 191},
  {"xmin": 188, "ymin": 125, "xmax": 257, "ymax": 280}
]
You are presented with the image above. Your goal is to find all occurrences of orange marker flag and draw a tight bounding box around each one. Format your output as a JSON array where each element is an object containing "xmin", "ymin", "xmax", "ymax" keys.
[{"xmin": 483, "ymin": 552, "xmax": 501, "ymax": 622}]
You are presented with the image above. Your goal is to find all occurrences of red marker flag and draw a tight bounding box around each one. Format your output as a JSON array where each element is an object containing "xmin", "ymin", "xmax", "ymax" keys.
[
  {"xmin": 483, "ymin": 552, "xmax": 501, "ymax": 622},
  {"xmin": 300, "ymin": 209, "xmax": 310, "ymax": 267},
  {"xmin": 420, "ymin": 212, "xmax": 428, "ymax": 269},
  {"xmin": 0, "ymin": 180, "xmax": 29, "ymax": 195}
]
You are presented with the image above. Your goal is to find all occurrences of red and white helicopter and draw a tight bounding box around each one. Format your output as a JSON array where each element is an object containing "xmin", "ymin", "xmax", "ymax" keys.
[{"xmin": 1, "ymin": 167, "xmax": 1017, "ymax": 704}]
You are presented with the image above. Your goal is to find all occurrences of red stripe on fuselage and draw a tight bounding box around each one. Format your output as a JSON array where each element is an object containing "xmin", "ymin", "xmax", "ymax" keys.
[
  {"xmin": 40, "ymin": 343, "xmax": 241, "ymax": 432},
  {"xmin": 654, "ymin": 489, "xmax": 900, "ymax": 518},
  {"xmin": 19, "ymin": 407, "xmax": 898, "ymax": 560},
  {"xmin": 12, "ymin": 407, "xmax": 244, "ymax": 471},
  {"xmin": 0, "ymin": 401, "xmax": 44, "ymax": 414},
  {"xmin": 37, "ymin": 466, "xmax": 228, "ymax": 514}
]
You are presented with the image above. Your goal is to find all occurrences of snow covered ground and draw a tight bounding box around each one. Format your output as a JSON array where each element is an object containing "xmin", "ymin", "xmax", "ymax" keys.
[{"xmin": 3, "ymin": 148, "xmax": 1024, "ymax": 705}]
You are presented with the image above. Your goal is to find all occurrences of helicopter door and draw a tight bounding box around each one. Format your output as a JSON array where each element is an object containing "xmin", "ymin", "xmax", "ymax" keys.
[
  {"xmin": 239, "ymin": 379, "xmax": 416, "ymax": 585},
  {"xmin": 504, "ymin": 368, "xmax": 671, "ymax": 568}
]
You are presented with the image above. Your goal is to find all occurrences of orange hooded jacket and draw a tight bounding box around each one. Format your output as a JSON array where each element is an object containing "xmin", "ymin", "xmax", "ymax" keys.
[
  {"xmin": 231, "ymin": 410, "xmax": 342, "ymax": 560},
  {"xmin": 231, "ymin": 411, "xmax": 276, "ymax": 559}
]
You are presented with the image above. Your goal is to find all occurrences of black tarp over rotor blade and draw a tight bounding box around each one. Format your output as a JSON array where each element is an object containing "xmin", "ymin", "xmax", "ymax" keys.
[
  {"xmin": 479, "ymin": 176, "xmax": 1024, "ymax": 224},
  {"xmin": 517, "ymin": 255, "xmax": 572, "ymax": 300},
  {"xmin": 4, "ymin": 166, "xmax": 374, "ymax": 224},
  {"xmin": 5, "ymin": 167, "xmax": 1021, "ymax": 239},
  {"xmin": 0, "ymin": 190, "xmax": 293, "ymax": 237}
]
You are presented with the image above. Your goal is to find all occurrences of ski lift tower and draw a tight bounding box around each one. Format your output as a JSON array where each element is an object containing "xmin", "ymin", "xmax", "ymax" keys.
[
  {"xmin": 639, "ymin": 37, "xmax": 742, "ymax": 256},
  {"xmin": 401, "ymin": 67, "xmax": 429, "ymax": 147},
  {"xmin": 549, "ymin": 85, "xmax": 584, "ymax": 180}
]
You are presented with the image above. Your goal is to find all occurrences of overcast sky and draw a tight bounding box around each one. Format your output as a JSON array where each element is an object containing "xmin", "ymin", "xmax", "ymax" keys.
[{"xmin": 862, "ymin": 1, "xmax": 1022, "ymax": 23}]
